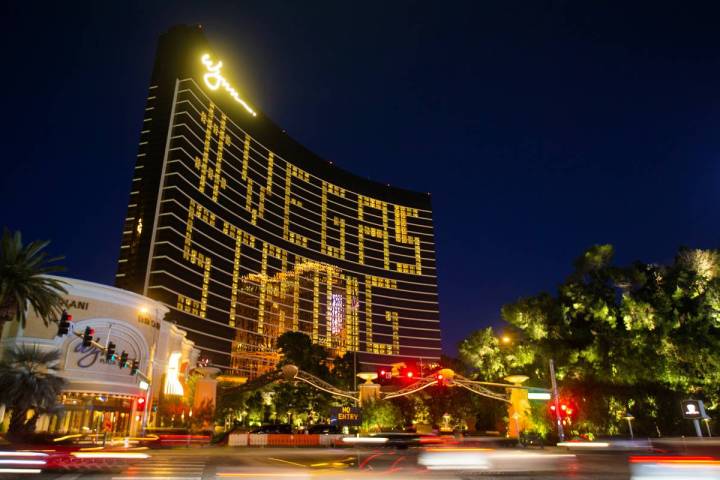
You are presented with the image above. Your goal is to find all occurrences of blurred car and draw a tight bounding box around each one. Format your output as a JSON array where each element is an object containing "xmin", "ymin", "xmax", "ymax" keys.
[
  {"xmin": 371, "ymin": 432, "xmax": 443, "ymax": 449},
  {"xmin": 307, "ymin": 424, "xmax": 340, "ymax": 434},
  {"xmin": 630, "ymin": 454, "xmax": 720, "ymax": 479},
  {"xmin": 250, "ymin": 424, "xmax": 293, "ymax": 434},
  {"xmin": 143, "ymin": 428, "xmax": 211, "ymax": 447},
  {"xmin": 0, "ymin": 433, "xmax": 150, "ymax": 473}
]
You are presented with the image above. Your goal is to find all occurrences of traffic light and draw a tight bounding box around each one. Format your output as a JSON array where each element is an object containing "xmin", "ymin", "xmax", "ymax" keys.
[
  {"xmin": 57, "ymin": 311, "xmax": 72, "ymax": 337},
  {"xmin": 435, "ymin": 372, "xmax": 445, "ymax": 386},
  {"xmin": 82, "ymin": 326, "xmax": 95, "ymax": 347},
  {"xmin": 118, "ymin": 351, "xmax": 129, "ymax": 369},
  {"xmin": 130, "ymin": 360, "xmax": 140, "ymax": 375},
  {"xmin": 105, "ymin": 342, "xmax": 116, "ymax": 362},
  {"xmin": 402, "ymin": 369, "xmax": 415, "ymax": 380},
  {"xmin": 137, "ymin": 396, "xmax": 146, "ymax": 408},
  {"xmin": 549, "ymin": 399, "xmax": 577, "ymax": 421},
  {"xmin": 377, "ymin": 367, "xmax": 392, "ymax": 382}
]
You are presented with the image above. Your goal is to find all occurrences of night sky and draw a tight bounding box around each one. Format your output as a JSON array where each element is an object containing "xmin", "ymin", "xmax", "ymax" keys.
[{"xmin": 3, "ymin": 1, "xmax": 719, "ymax": 355}]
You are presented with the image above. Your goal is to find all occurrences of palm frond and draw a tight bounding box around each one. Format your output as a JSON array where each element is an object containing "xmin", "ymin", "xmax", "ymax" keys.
[
  {"xmin": 0, "ymin": 345, "xmax": 66, "ymax": 411},
  {"xmin": 0, "ymin": 229, "xmax": 67, "ymax": 327}
]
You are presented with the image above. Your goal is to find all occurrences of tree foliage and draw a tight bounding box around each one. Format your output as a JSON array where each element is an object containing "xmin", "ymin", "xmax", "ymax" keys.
[
  {"xmin": 217, "ymin": 332, "xmax": 353, "ymax": 429},
  {"xmin": 361, "ymin": 400, "xmax": 402, "ymax": 432},
  {"xmin": 0, "ymin": 345, "xmax": 66, "ymax": 438},
  {"xmin": 459, "ymin": 245, "xmax": 720, "ymax": 436},
  {"xmin": 0, "ymin": 229, "xmax": 67, "ymax": 329}
]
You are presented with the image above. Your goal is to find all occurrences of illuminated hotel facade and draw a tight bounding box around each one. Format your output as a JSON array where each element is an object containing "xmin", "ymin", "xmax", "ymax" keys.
[{"xmin": 116, "ymin": 25, "xmax": 441, "ymax": 377}]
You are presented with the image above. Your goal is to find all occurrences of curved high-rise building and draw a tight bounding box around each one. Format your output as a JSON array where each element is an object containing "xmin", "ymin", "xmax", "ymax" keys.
[{"xmin": 116, "ymin": 25, "xmax": 441, "ymax": 377}]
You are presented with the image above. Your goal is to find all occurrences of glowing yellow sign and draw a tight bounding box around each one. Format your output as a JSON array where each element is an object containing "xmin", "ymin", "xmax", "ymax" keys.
[
  {"xmin": 201, "ymin": 54, "xmax": 257, "ymax": 117},
  {"xmin": 164, "ymin": 351, "xmax": 184, "ymax": 396}
]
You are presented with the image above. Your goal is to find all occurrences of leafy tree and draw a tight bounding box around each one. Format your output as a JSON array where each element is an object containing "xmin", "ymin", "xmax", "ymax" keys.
[
  {"xmin": 0, "ymin": 345, "xmax": 66, "ymax": 438},
  {"xmin": 459, "ymin": 245, "xmax": 720, "ymax": 436},
  {"xmin": 0, "ymin": 229, "xmax": 67, "ymax": 330},
  {"xmin": 331, "ymin": 351, "xmax": 357, "ymax": 390},
  {"xmin": 361, "ymin": 400, "xmax": 402, "ymax": 432},
  {"xmin": 276, "ymin": 331, "xmax": 330, "ymax": 379}
]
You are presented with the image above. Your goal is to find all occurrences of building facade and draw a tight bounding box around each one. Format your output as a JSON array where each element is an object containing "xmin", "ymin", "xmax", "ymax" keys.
[
  {"xmin": 0, "ymin": 277, "xmax": 199, "ymax": 436},
  {"xmin": 116, "ymin": 25, "xmax": 441, "ymax": 377}
]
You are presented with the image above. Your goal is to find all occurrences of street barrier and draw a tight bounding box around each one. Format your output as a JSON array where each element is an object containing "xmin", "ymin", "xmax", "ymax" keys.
[
  {"xmin": 319, "ymin": 434, "xmax": 345, "ymax": 447},
  {"xmin": 227, "ymin": 433, "xmax": 248, "ymax": 446},
  {"xmin": 227, "ymin": 433, "xmax": 348, "ymax": 447},
  {"xmin": 248, "ymin": 434, "xmax": 268, "ymax": 446}
]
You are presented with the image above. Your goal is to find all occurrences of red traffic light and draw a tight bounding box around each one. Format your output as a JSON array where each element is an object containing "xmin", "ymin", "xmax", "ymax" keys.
[
  {"xmin": 549, "ymin": 399, "xmax": 577, "ymax": 418},
  {"xmin": 66, "ymin": 314, "xmax": 73, "ymax": 321},
  {"xmin": 437, "ymin": 373, "xmax": 444, "ymax": 380},
  {"xmin": 406, "ymin": 371, "xmax": 414, "ymax": 378},
  {"xmin": 137, "ymin": 397, "xmax": 145, "ymax": 406},
  {"xmin": 88, "ymin": 328, "xmax": 95, "ymax": 336},
  {"xmin": 380, "ymin": 369, "xmax": 386, "ymax": 376}
]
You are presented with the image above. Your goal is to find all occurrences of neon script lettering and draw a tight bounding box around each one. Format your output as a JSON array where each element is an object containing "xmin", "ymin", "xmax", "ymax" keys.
[{"xmin": 201, "ymin": 54, "xmax": 257, "ymax": 117}]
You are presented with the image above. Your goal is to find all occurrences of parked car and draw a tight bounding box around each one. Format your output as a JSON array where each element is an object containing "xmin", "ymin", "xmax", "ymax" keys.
[
  {"xmin": 307, "ymin": 424, "xmax": 340, "ymax": 434},
  {"xmin": 250, "ymin": 424, "xmax": 292, "ymax": 434}
]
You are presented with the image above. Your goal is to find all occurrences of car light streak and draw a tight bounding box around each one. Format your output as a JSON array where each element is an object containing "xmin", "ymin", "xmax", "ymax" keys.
[
  {"xmin": 557, "ymin": 441, "xmax": 610, "ymax": 448},
  {"xmin": 341, "ymin": 437, "xmax": 389, "ymax": 444},
  {"xmin": 0, "ymin": 451, "xmax": 48, "ymax": 457},
  {"xmin": 0, "ymin": 459, "xmax": 46, "ymax": 465},
  {"xmin": 71, "ymin": 451, "xmax": 150, "ymax": 459}
]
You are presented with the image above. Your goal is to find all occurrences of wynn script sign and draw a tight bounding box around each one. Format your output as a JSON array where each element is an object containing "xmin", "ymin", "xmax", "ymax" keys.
[{"xmin": 201, "ymin": 54, "xmax": 256, "ymax": 116}]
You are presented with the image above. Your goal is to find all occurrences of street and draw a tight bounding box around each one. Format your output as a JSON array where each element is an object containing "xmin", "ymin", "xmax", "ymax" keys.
[{"xmin": 6, "ymin": 446, "xmax": 635, "ymax": 480}]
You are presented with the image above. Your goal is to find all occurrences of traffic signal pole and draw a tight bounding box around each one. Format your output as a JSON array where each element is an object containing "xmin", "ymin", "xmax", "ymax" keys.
[
  {"xmin": 549, "ymin": 359, "xmax": 565, "ymax": 442},
  {"xmin": 68, "ymin": 325, "xmax": 152, "ymax": 434}
]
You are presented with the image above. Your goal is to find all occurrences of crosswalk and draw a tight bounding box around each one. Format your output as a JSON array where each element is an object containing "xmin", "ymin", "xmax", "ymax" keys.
[{"xmin": 111, "ymin": 456, "xmax": 207, "ymax": 480}]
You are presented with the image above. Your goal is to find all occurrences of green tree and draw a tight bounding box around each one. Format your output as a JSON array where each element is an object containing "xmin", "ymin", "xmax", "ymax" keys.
[
  {"xmin": 331, "ymin": 351, "xmax": 357, "ymax": 390},
  {"xmin": 459, "ymin": 245, "xmax": 720, "ymax": 436},
  {"xmin": 0, "ymin": 345, "xmax": 66, "ymax": 438},
  {"xmin": 0, "ymin": 229, "xmax": 67, "ymax": 330},
  {"xmin": 361, "ymin": 400, "xmax": 402, "ymax": 432},
  {"xmin": 276, "ymin": 331, "xmax": 330, "ymax": 379}
]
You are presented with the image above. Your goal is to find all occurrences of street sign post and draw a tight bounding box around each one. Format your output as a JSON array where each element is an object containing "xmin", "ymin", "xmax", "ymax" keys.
[{"xmin": 681, "ymin": 399, "xmax": 708, "ymax": 437}]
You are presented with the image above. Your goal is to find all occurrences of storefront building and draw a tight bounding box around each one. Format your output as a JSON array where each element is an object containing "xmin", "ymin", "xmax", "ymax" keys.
[{"xmin": 0, "ymin": 276, "xmax": 200, "ymax": 436}]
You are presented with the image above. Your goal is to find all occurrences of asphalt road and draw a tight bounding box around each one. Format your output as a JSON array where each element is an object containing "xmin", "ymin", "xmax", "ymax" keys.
[{"xmin": 1, "ymin": 446, "xmax": 639, "ymax": 480}]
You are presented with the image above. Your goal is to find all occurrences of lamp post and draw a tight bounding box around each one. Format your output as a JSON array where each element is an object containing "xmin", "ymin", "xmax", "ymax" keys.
[{"xmin": 623, "ymin": 413, "xmax": 635, "ymax": 440}]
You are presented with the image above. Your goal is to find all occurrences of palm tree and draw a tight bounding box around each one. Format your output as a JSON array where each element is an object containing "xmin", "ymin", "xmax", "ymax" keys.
[
  {"xmin": 0, "ymin": 345, "xmax": 66, "ymax": 438},
  {"xmin": 0, "ymin": 229, "xmax": 67, "ymax": 331}
]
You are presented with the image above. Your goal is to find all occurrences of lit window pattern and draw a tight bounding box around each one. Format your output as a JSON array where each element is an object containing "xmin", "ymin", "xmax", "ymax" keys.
[
  {"xmin": 177, "ymin": 200, "xmax": 215, "ymax": 317},
  {"xmin": 364, "ymin": 276, "xmax": 398, "ymax": 354},
  {"xmin": 195, "ymin": 106, "xmax": 229, "ymax": 202},
  {"xmin": 134, "ymin": 78, "xmax": 440, "ymax": 376}
]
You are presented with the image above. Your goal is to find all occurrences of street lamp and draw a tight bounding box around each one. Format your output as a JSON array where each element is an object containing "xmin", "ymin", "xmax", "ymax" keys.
[
  {"xmin": 623, "ymin": 413, "xmax": 635, "ymax": 440},
  {"xmin": 501, "ymin": 335, "xmax": 511, "ymax": 344}
]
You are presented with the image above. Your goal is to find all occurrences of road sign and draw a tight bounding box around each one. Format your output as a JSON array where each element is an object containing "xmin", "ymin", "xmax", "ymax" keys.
[
  {"xmin": 681, "ymin": 399, "xmax": 707, "ymax": 420},
  {"xmin": 330, "ymin": 406, "xmax": 362, "ymax": 426},
  {"xmin": 528, "ymin": 388, "xmax": 552, "ymax": 401}
]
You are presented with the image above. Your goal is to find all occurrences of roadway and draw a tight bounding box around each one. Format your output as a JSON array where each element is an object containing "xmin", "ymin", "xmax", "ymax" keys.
[{"xmin": 2, "ymin": 446, "xmax": 639, "ymax": 480}]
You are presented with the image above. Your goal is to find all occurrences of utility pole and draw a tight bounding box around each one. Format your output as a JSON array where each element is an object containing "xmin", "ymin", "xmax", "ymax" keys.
[{"xmin": 549, "ymin": 359, "xmax": 565, "ymax": 442}]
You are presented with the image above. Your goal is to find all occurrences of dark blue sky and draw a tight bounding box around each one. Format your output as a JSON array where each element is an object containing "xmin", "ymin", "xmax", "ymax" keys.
[{"xmin": 2, "ymin": 1, "xmax": 719, "ymax": 355}]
